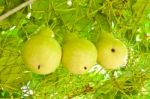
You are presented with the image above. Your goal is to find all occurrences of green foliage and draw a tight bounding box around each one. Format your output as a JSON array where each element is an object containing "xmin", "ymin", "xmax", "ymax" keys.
[{"xmin": 0, "ymin": 0, "xmax": 150, "ymax": 98}]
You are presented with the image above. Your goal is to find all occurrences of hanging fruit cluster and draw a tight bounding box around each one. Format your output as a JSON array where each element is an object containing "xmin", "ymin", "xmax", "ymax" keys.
[{"xmin": 22, "ymin": 27, "xmax": 128, "ymax": 75}]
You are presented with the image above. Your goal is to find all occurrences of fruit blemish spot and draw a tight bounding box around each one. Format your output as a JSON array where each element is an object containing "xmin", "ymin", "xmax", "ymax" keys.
[
  {"xmin": 38, "ymin": 65, "xmax": 41, "ymax": 69},
  {"xmin": 84, "ymin": 66, "xmax": 87, "ymax": 70},
  {"xmin": 111, "ymin": 48, "xmax": 115, "ymax": 53}
]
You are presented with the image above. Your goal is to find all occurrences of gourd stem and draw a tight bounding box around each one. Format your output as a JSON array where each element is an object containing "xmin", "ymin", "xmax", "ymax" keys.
[{"xmin": 63, "ymin": 32, "xmax": 79, "ymax": 43}]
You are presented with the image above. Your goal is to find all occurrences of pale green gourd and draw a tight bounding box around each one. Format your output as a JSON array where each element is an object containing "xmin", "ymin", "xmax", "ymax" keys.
[
  {"xmin": 62, "ymin": 38, "xmax": 97, "ymax": 74},
  {"xmin": 22, "ymin": 27, "xmax": 61, "ymax": 74},
  {"xmin": 96, "ymin": 33, "xmax": 128, "ymax": 69}
]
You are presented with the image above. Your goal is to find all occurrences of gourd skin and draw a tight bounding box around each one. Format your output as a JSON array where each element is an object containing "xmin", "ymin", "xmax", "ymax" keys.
[
  {"xmin": 38, "ymin": 27, "xmax": 54, "ymax": 37},
  {"xmin": 22, "ymin": 28, "xmax": 61, "ymax": 74},
  {"xmin": 62, "ymin": 39, "xmax": 97, "ymax": 74},
  {"xmin": 96, "ymin": 38, "xmax": 128, "ymax": 69}
]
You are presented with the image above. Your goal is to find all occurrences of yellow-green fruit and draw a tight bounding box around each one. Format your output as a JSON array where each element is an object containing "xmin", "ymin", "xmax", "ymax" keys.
[
  {"xmin": 96, "ymin": 38, "xmax": 128, "ymax": 69},
  {"xmin": 22, "ymin": 27, "xmax": 61, "ymax": 74},
  {"xmin": 62, "ymin": 39, "xmax": 97, "ymax": 74}
]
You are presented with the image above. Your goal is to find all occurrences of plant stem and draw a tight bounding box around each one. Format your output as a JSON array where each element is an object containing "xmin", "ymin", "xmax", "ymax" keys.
[{"xmin": 0, "ymin": 0, "xmax": 36, "ymax": 22}]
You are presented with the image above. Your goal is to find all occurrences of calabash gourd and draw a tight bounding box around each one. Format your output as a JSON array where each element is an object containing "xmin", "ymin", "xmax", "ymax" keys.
[
  {"xmin": 96, "ymin": 32, "xmax": 128, "ymax": 69},
  {"xmin": 62, "ymin": 38, "xmax": 97, "ymax": 74},
  {"xmin": 22, "ymin": 27, "xmax": 62, "ymax": 74}
]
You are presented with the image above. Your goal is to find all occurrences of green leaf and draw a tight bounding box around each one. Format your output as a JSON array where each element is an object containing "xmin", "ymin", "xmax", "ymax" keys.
[
  {"xmin": 96, "ymin": 13, "xmax": 111, "ymax": 32},
  {"xmin": 133, "ymin": 0, "xmax": 150, "ymax": 12},
  {"xmin": 31, "ymin": 0, "xmax": 49, "ymax": 20},
  {"xmin": 0, "ymin": 6, "xmax": 4, "ymax": 14},
  {"xmin": 3, "ymin": 0, "xmax": 24, "ymax": 12}
]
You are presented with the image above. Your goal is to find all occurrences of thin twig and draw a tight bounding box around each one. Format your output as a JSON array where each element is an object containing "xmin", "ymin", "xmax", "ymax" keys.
[{"xmin": 0, "ymin": 0, "xmax": 36, "ymax": 22}]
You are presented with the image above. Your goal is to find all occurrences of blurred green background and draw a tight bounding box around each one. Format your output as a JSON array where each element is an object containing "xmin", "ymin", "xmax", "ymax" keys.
[{"xmin": 0, "ymin": 0, "xmax": 150, "ymax": 98}]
